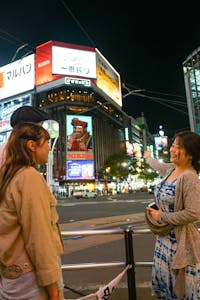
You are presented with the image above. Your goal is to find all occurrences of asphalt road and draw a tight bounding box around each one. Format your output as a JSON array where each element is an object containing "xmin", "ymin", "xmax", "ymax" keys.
[
  {"xmin": 57, "ymin": 192, "xmax": 157, "ymax": 299},
  {"xmin": 57, "ymin": 192, "xmax": 155, "ymax": 224}
]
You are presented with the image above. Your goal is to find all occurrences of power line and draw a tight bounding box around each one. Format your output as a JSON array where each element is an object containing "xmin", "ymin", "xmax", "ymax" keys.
[
  {"xmin": 122, "ymin": 82, "xmax": 188, "ymax": 114},
  {"xmin": 58, "ymin": 0, "xmax": 96, "ymax": 47},
  {"xmin": 0, "ymin": 28, "xmax": 36, "ymax": 63},
  {"xmin": 133, "ymin": 92, "xmax": 188, "ymax": 116},
  {"xmin": 0, "ymin": 28, "xmax": 30, "ymax": 48},
  {"xmin": 122, "ymin": 81, "xmax": 186, "ymax": 100},
  {"xmin": 145, "ymin": 89, "xmax": 186, "ymax": 99}
]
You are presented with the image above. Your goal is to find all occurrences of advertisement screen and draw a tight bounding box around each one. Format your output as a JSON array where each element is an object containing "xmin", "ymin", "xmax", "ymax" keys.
[
  {"xmin": 96, "ymin": 49, "xmax": 122, "ymax": 107},
  {"xmin": 154, "ymin": 136, "xmax": 162, "ymax": 150},
  {"xmin": 0, "ymin": 131, "xmax": 10, "ymax": 145},
  {"xmin": 197, "ymin": 124, "xmax": 200, "ymax": 135},
  {"xmin": 154, "ymin": 136, "xmax": 168, "ymax": 151},
  {"xmin": 66, "ymin": 115, "xmax": 93, "ymax": 160},
  {"xmin": 52, "ymin": 46, "xmax": 96, "ymax": 79},
  {"xmin": 0, "ymin": 94, "xmax": 31, "ymax": 133},
  {"xmin": 0, "ymin": 54, "xmax": 35, "ymax": 99},
  {"xmin": 67, "ymin": 160, "xmax": 94, "ymax": 180},
  {"xmin": 126, "ymin": 141, "xmax": 134, "ymax": 156}
]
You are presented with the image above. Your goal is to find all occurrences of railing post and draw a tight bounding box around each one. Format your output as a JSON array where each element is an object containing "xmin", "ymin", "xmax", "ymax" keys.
[{"xmin": 124, "ymin": 227, "xmax": 137, "ymax": 300}]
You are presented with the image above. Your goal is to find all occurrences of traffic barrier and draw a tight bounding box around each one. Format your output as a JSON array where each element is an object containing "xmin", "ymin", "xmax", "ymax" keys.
[{"xmin": 61, "ymin": 227, "xmax": 153, "ymax": 300}]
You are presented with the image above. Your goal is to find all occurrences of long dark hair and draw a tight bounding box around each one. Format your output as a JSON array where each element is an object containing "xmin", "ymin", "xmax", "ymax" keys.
[
  {"xmin": 0, "ymin": 123, "xmax": 50, "ymax": 201},
  {"xmin": 174, "ymin": 130, "xmax": 200, "ymax": 173}
]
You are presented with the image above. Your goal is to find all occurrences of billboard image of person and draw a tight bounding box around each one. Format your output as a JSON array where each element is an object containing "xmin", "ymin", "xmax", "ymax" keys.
[{"xmin": 67, "ymin": 116, "xmax": 92, "ymax": 151}]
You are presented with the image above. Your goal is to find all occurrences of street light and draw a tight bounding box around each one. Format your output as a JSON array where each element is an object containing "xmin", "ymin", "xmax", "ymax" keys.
[
  {"xmin": 11, "ymin": 44, "xmax": 29, "ymax": 62},
  {"xmin": 43, "ymin": 120, "xmax": 59, "ymax": 191}
]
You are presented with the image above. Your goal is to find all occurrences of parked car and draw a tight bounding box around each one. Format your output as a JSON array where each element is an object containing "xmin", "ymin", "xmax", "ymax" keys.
[
  {"xmin": 82, "ymin": 190, "xmax": 97, "ymax": 198},
  {"xmin": 73, "ymin": 189, "xmax": 97, "ymax": 199},
  {"xmin": 73, "ymin": 190, "xmax": 84, "ymax": 199}
]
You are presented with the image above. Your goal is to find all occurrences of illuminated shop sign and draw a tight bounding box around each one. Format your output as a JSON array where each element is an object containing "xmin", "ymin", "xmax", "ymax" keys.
[
  {"xmin": 126, "ymin": 141, "xmax": 134, "ymax": 156},
  {"xmin": 65, "ymin": 77, "xmax": 91, "ymax": 87},
  {"xmin": 95, "ymin": 49, "xmax": 122, "ymax": 107},
  {"xmin": 52, "ymin": 46, "xmax": 96, "ymax": 79},
  {"xmin": 66, "ymin": 115, "xmax": 93, "ymax": 160},
  {"xmin": 154, "ymin": 136, "xmax": 168, "ymax": 151},
  {"xmin": 36, "ymin": 41, "xmax": 62, "ymax": 86},
  {"xmin": 0, "ymin": 54, "xmax": 35, "ymax": 99},
  {"xmin": 67, "ymin": 160, "xmax": 95, "ymax": 180},
  {"xmin": 0, "ymin": 131, "xmax": 10, "ymax": 145},
  {"xmin": 0, "ymin": 94, "xmax": 31, "ymax": 133}
]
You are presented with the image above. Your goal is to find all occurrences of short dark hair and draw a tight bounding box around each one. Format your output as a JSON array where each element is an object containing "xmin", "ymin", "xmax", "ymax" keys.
[{"xmin": 174, "ymin": 130, "xmax": 200, "ymax": 173}]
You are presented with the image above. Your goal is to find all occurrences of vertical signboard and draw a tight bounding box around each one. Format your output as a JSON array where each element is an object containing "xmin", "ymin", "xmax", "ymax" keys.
[
  {"xmin": 154, "ymin": 136, "xmax": 168, "ymax": 150},
  {"xmin": 36, "ymin": 41, "xmax": 62, "ymax": 86},
  {"xmin": 66, "ymin": 115, "xmax": 94, "ymax": 179}
]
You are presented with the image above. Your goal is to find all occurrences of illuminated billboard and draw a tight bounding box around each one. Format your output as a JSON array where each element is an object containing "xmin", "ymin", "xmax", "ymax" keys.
[
  {"xmin": 0, "ymin": 94, "xmax": 31, "ymax": 133},
  {"xmin": 154, "ymin": 136, "xmax": 168, "ymax": 151},
  {"xmin": 36, "ymin": 41, "xmax": 62, "ymax": 86},
  {"xmin": 66, "ymin": 115, "xmax": 93, "ymax": 160},
  {"xmin": 95, "ymin": 49, "xmax": 122, "ymax": 107},
  {"xmin": 0, "ymin": 54, "xmax": 35, "ymax": 99},
  {"xmin": 126, "ymin": 141, "xmax": 134, "ymax": 156},
  {"xmin": 52, "ymin": 46, "xmax": 96, "ymax": 79},
  {"xmin": 67, "ymin": 160, "xmax": 94, "ymax": 180},
  {"xmin": 36, "ymin": 41, "xmax": 96, "ymax": 86}
]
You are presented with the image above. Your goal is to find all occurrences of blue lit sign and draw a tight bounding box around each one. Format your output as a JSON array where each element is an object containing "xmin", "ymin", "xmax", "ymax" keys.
[{"xmin": 67, "ymin": 160, "xmax": 94, "ymax": 180}]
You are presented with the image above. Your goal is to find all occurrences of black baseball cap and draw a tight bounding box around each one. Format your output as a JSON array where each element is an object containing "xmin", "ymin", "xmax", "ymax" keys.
[{"xmin": 10, "ymin": 106, "xmax": 49, "ymax": 127}]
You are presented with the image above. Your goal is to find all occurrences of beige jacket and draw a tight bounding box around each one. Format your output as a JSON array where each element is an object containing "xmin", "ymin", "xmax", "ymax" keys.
[{"xmin": 0, "ymin": 167, "xmax": 64, "ymax": 286}]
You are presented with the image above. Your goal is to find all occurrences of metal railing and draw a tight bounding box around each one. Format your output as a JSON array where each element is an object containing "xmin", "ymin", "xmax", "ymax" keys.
[{"xmin": 61, "ymin": 227, "xmax": 153, "ymax": 300}]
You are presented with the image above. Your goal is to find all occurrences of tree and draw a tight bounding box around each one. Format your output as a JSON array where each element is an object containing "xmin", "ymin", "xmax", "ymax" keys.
[
  {"xmin": 103, "ymin": 153, "xmax": 131, "ymax": 180},
  {"xmin": 137, "ymin": 158, "xmax": 158, "ymax": 183},
  {"xmin": 102, "ymin": 152, "xmax": 159, "ymax": 183}
]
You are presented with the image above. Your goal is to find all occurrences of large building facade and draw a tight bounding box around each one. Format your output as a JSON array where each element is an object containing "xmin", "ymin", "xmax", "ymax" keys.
[
  {"xmin": 183, "ymin": 46, "xmax": 200, "ymax": 133},
  {"xmin": 0, "ymin": 40, "xmax": 144, "ymax": 190}
]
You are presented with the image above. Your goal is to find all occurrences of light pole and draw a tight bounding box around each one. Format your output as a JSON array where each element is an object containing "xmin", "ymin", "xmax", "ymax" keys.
[
  {"xmin": 43, "ymin": 120, "xmax": 59, "ymax": 191},
  {"xmin": 11, "ymin": 44, "xmax": 29, "ymax": 62}
]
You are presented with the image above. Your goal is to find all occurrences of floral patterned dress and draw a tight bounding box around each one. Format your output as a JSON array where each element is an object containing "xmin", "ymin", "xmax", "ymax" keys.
[{"xmin": 152, "ymin": 179, "xmax": 200, "ymax": 300}]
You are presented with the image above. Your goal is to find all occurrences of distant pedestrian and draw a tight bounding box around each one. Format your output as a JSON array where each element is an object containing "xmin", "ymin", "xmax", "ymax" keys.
[{"xmin": 0, "ymin": 122, "xmax": 64, "ymax": 299}]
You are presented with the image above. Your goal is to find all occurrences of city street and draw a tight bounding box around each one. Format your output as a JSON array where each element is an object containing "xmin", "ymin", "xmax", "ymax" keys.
[{"xmin": 57, "ymin": 192, "xmax": 157, "ymax": 299}]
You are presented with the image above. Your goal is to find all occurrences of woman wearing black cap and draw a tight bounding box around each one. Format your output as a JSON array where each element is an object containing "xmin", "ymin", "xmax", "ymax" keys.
[{"xmin": 0, "ymin": 122, "xmax": 64, "ymax": 299}]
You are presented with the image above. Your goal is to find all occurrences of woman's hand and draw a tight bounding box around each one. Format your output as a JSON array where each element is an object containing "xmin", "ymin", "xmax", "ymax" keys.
[
  {"xmin": 143, "ymin": 150, "xmax": 151, "ymax": 159},
  {"xmin": 147, "ymin": 207, "xmax": 162, "ymax": 221},
  {"xmin": 45, "ymin": 282, "xmax": 60, "ymax": 300}
]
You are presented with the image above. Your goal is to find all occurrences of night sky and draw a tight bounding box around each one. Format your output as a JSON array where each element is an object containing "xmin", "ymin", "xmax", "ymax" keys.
[{"xmin": 1, "ymin": 0, "xmax": 200, "ymax": 137}]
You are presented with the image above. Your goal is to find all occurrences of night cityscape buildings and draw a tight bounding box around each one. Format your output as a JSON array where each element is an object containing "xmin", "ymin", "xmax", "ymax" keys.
[
  {"xmin": 0, "ymin": 40, "xmax": 197, "ymax": 193},
  {"xmin": 0, "ymin": 40, "xmax": 154, "ymax": 193},
  {"xmin": 183, "ymin": 46, "xmax": 200, "ymax": 134}
]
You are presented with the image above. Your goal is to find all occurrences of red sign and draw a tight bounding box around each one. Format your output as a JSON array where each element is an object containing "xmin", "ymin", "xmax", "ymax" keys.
[
  {"xmin": 36, "ymin": 41, "xmax": 62, "ymax": 86},
  {"xmin": 67, "ymin": 152, "xmax": 93, "ymax": 160},
  {"xmin": 36, "ymin": 40, "xmax": 96, "ymax": 86}
]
